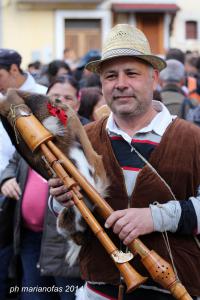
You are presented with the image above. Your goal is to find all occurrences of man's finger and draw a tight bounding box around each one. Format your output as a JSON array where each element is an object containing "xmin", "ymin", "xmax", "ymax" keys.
[
  {"xmin": 112, "ymin": 217, "xmax": 128, "ymax": 235},
  {"xmin": 48, "ymin": 178, "xmax": 63, "ymax": 188},
  {"xmin": 49, "ymin": 185, "xmax": 68, "ymax": 197},
  {"xmin": 59, "ymin": 192, "xmax": 73, "ymax": 204},
  {"xmin": 105, "ymin": 210, "xmax": 127, "ymax": 229},
  {"xmin": 118, "ymin": 223, "xmax": 133, "ymax": 240},
  {"xmin": 123, "ymin": 230, "xmax": 138, "ymax": 245}
]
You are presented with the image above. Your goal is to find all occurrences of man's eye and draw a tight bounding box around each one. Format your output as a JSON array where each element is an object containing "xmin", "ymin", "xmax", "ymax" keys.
[
  {"xmin": 128, "ymin": 72, "xmax": 139, "ymax": 76},
  {"xmin": 105, "ymin": 74, "xmax": 116, "ymax": 80}
]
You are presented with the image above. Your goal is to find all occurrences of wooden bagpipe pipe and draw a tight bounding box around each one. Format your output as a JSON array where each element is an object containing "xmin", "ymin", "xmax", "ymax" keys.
[{"xmin": 0, "ymin": 89, "xmax": 192, "ymax": 300}]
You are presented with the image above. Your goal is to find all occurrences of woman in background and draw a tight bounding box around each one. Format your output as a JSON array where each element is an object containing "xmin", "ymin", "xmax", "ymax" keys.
[
  {"xmin": 47, "ymin": 75, "xmax": 90, "ymax": 125},
  {"xmin": 78, "ymin": 87, "xmax": 105, "ymax": 121}
]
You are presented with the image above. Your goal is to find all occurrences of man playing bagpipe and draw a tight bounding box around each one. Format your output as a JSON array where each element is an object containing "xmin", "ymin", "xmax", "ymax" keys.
[{"xmin": 48, "ymin": 24, "xmax": 200, "ymax": 300}]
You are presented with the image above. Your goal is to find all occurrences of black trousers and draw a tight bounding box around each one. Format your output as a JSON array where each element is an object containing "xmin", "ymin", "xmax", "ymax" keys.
[
  {"xmin": 122, "ymin": 288, "xmax": 197, "ymax": 300},
  {"xmin": 88, "ymin": 283, "xmax": 197, "ymax": 300}
]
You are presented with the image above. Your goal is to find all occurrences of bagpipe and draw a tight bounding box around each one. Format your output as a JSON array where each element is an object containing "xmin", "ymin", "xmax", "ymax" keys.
[{"xmin": 0, "ymin": 89, "xmax": 192, "ymax": 299}]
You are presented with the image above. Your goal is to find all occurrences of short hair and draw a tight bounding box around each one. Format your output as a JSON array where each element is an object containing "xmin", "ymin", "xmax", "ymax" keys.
[
  {"xmin": 185, "ymin": 54, "xmax": 199, "ymax": 68},
  {"xmin": 79, "ymin": 73, "xmax": 102, "ymax": 89},
  {"xmin": 47, "ymin": 60, "xmax": 72, "ymax": 83},
  {"xmin": 47, "ymin": 75, "xmax": 79, "ymax": 97},
  {"xmin": 28, "ymin": 60, "xmax": 41, "ymax": 70},
  {"xmin": 165, "ymin": 48, "xmax": 185, "ymax": 64},
  {"xmin": 0, "ymin": 48, "xmax": 23, "ymax": 74},
  {"xmin": 0, "ymin": 63, "xmax": 23, "ymax": 74},
  {"xmin": 160, "ymin": 59, "xmax": 185, "ymax": 83}
]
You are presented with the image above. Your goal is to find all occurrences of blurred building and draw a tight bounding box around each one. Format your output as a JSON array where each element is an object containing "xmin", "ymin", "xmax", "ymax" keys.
[
  {"xmin": 171, "ymin": 0, "xmax": 200, "ymax": 52},
  {"xmin": 0, "ymin": 0, "xmax": 199, "ymax": 67}
]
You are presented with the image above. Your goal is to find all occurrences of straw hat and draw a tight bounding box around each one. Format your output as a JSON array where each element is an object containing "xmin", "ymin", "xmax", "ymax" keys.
[{"xmin": 86, "ymin": 24, "xmax": 166, "ymax": 73}]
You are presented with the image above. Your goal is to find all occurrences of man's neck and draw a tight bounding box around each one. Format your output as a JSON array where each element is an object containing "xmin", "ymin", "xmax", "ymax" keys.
[
  {"xmin": 113, "ymin": 107, "xmax": 158, "ymax": 137},
  {"xmin": 16, "ymin": 73, "xmax": 27, "ymax": 88}
]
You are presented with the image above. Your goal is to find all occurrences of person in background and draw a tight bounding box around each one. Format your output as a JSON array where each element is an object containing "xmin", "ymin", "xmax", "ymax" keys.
[
  {"xmin": 0, "ymin": 48, "xmax": 47, "ymax": 300},
  {"xmin": 78, "ymin": 72, "xmax": 102, "ymax": 89},
  {"xmin": 48, "ymin": 60, "xmax": 72, "ymax": 84},
  {"xmin": 165, "ymin": 48, "xmax": 200, "ymax": 103},
  {"xmin": 38, "ymin": 60, "xmax": 72, "ymax": 87},
  {"xmin": 78, "ymin": 55, "xmax": 102, "ymax": 90},
  {"xmin": 0, "ymin": 75, "xmax": 86, "ymax": 299},
  {"xmin": 185, "ymin": 54, "xmax": 199, "ymax": 78},
  {"xmin": 159, "ymin": 59, "xmax": 188, "ymax": 116},
  {"xmin": 27, "ymin": 60, "xmax": 42, "ymax": 81},
  {"xmin": 0, "ymin": 121, "xmax": 15, "ymax": 177},
  {"xmin": 0, "ymin": 49, "xmax": 46, "ymax": 95},
  {"xmin": 47, "ymin": 75, "xmax": 90, "ymax": 125},
  {"xmin": 49, "ymin": 24, "xmax": 200, "ymax": 300},
  {"xmin": 78, "ymin": 86, "xmax": 105, "ymax": 121},
  {"xmin": 153, "ymin": 89, "xmax": 162, "ymax": 102},
  {"xmin": 73, "ymin": 49, "xmax": 101, "ymax": 82},
  {"xmin": 0, "ymin": 149, "xmax": 84, "ymax": 300},
  {"xmin": 63, "ymin": 48, "xmax": 78, "ymax": 71},
  {"xmin": 184, "ymin": 54, "xmax": 200, "ymax": 103},
  {"xmin": 165, "ymin": 47, "xmax": 185, "ymax": 64}
]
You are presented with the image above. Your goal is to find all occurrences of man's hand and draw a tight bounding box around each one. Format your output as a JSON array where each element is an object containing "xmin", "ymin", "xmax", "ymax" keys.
[
  {"xmin": 1, "ymin": 178, "xmax": 21, "ymax": 200},
  {"xmin": 105, "ymin": 208, "xmax": 154, "ymax": 245},
  {"xmin": 48, "ymin": 177, "xmax": 74, "ymax": 208}
]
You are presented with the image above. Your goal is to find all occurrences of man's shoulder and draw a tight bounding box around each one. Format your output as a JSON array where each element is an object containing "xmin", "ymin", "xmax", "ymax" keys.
[
  {"xmin": 169, "ymin": 117, "xmax": 200, "ymax": 141},
  {"xmin": 34, "ymin": 83, "xmax": 48, "ymax": 94},
  {"xmin": 175, "ymin": 117, "xmax": 200, "ymax": 130},
  {"xmin": 21, "ymin": 72, "xmax": 47, "ymax": 94},
  {"xmin": 85, "ymin": 117, "xmax": 108, "ymax": 135}
]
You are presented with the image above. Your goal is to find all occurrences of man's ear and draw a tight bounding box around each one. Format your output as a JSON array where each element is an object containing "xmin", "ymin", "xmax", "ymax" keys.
[{"xmin": 152, "ymin": 69, "xmax": 159, "ymax": 90}]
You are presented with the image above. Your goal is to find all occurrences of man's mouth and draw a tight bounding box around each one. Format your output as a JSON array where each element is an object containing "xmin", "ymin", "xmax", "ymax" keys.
[{"xmin": 113, "ymin": 95, "xmax": 134, "ymax": 101}]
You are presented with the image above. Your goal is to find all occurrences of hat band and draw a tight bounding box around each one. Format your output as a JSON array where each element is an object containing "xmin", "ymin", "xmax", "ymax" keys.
[{"xmin": 102, "ymin": 48, "xmax": 148, "ymax": 60}]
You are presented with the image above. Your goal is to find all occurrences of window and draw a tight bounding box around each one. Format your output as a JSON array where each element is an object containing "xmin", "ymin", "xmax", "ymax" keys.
[
  {"xmin": 65, "ymin": 19, "xmax": 101, "ymax": 59},
  {"xmin": 185, "ymin": 21, "xmax": 198, "ymax": 39}
]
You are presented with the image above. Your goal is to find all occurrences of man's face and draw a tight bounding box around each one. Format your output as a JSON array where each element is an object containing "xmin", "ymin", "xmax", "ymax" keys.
[
  {"xmin": 0, "ymin": 67, "xmax": 17, "ymax": 94},
  {"xmin": 100, "ymin": 57, "xmax": 158, "ymax": 119}
]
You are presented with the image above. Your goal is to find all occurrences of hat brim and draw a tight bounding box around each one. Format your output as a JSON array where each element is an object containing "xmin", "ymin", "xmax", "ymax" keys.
[{"xmin": 86, "ymin": 54, "xmax": 166, "ymax": 73}]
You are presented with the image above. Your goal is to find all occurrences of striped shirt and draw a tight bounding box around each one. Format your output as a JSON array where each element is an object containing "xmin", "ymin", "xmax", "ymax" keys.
[
  {"xmin": 109, "ymin": 133, "xmax": 160, "ymax": 197},
  {"xmin": 106, "ymin": 101, "xmax": 173, "ymax": 197},
  {"xmin": 106, "ymin": 101, "xmax": 200, "ymax": 234}
]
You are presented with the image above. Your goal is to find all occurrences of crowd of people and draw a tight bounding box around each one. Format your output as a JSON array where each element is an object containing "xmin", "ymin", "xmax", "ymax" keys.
[{"xmin": 0, "ymin": 23, "xmax": 200, "ymax": 300}]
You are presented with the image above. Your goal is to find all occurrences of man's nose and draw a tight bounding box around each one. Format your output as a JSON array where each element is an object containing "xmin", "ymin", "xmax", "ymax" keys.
[{"xmin": 115, "ymin": 74, "xmax": 128, "ymax": 90}]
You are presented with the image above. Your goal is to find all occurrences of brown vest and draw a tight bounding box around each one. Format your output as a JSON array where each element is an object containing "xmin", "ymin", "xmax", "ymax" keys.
[{"xmin": 80, "ymin": 117, "xmax": 200, "ymax": 296}]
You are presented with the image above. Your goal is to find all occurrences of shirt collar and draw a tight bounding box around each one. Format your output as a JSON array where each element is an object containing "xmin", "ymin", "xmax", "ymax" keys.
[
  {"xmin": 20, "ymin": 72, "xmax": 35, "ymax": 91},
  {"xmin": 106, "ymin": 100, "xmax": 175, "ymax": 139}
]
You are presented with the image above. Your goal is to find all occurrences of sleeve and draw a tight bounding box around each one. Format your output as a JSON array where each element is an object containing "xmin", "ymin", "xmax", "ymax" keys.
[
  {"xmin": 0, "ymin": 150, "xmax": 20, "ymax": 187},
  {"xmin": 48, "ymin": 195, "xmax": 65, "ymax": 216},
  {"xmin": 150, "ymin": 126, "xmax": 200, "ymax": 236},
  {"xmin": 150, "ymin": 189, "xmax": 200, "ymax": 235}
]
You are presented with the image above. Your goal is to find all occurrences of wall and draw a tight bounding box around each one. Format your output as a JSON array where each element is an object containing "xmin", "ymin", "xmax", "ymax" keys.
[
  {"xmin": 2, "ymin": 0, "xmax": 54, "ymax": 68},
  {"xmin": 171, "ymin": 0, "xmax": 200, "ymax": 52}
]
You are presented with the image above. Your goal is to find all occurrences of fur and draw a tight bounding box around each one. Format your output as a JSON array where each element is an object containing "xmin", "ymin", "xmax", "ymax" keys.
[
  {"xmin": 0, "ymin": 88, "xmax": 110, "ymax": 267},
  {"xmin": 56, "ymin": 141, "xmax": 109, "ymax": 266},
  {"xmin": 42, "ymin": 116, "xmax": 66, "ymax": 137}
]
